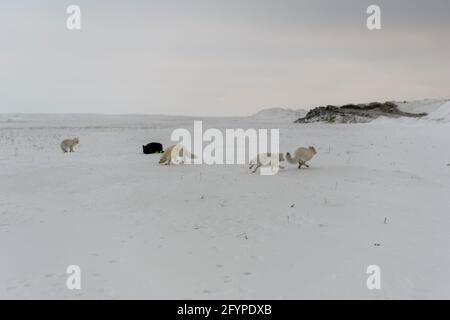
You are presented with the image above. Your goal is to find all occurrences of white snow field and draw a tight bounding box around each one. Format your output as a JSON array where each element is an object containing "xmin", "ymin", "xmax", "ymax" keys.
[{"xmin": 1, "ymin": 104, "xmax": 450, "ymax": 299}]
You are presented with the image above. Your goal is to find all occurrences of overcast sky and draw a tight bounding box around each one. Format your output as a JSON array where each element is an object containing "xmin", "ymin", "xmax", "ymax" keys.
[{"xmin": 1, "ymin": 0, "xmax": 449, "ymax": 116}]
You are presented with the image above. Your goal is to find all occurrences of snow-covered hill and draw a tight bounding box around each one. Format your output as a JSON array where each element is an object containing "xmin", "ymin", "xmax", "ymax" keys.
[
  {"xmin": 371, "ymin": 99, "xmax": 450, "ymax": 125},
  {"xmin": 424, "ymin": 101, "xmax": 450, "ymax": 123},
  {"xmin": 396, "ymin": 99, "xmax": 449, "ymax": 116},
  {"xmin": 295, "ymin": 99, "xmax": 450, "ymax": 124},
  {"xmin": 251, "ymin": 107, "xmax": 307, "ymax": 121}
]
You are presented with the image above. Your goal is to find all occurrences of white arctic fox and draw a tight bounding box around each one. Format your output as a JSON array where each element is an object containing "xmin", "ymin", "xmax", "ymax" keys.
[
  {"xmin": 60, "ymin": 137, "xmax": 79, "ymax": 153},
  {"xmin": 286, "ymin": 146, "xmax": 317, "ymax": 169},
  {"xmin": 249, "ymin": 153, "xmax": 285, "ymax": 173},
  {"xmin": 159, "ymin": 144, "xmax": 197, "ymax": 165}
]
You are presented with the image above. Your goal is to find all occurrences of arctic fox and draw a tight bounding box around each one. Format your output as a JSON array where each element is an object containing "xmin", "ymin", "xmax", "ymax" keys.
[
  {"xmin": 60, "ymin": 138, "xmax": 79, "ymax": 153},
  {"xmin": 249, "ymin": 153, "xmax": 285, "ymax": 173},
  {"xmin": 159, "ymin": 144, "xmax": 197, "ymax": 165},
  {"xmin": 286, "ymin": 146, "xmax": 317, "ymax": 169}
]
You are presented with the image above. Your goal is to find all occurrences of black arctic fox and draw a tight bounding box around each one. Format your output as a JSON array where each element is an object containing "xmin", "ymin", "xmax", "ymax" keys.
[{"xmin": 142, "ymin": 142, "xmax": 164, "ymax": 154}]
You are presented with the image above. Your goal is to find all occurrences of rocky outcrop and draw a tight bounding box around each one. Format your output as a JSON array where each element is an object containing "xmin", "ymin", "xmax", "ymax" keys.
[{"xmin": 295, "ymin": 102, "xmax": 427, "ymax": 124}]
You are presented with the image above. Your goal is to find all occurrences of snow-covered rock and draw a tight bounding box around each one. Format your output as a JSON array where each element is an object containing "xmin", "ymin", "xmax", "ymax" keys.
[
  {"xmin": 295, "ymin": 102, "xmax": 425, "ymax": 124},
  {"xmin": 295, "ymin": 99, "xmax": 450, "ymax": 124}
]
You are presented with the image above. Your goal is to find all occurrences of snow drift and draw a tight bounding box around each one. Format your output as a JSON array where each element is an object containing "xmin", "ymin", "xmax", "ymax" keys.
[{"xmin": 425, "ymin": 101, "xmax": 450, "ymax": 123}]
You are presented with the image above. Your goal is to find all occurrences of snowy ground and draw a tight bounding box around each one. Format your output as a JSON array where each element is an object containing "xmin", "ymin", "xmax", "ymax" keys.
[{"xmin": 1, "ymin": 105, "xmax": 450, "ymax": 299}]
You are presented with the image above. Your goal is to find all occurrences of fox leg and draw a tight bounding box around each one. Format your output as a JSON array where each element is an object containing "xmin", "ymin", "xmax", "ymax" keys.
[
  {"xmin": 304, "ymin": 163, "xmax": 310, "ymax": 168},
  {"xmin": 298, "ymin": 162, "xmax": 303, "ymax": 169},
  {"xmin": 252, "ymin": 164, "xmax": 260, "ymax": 173}
]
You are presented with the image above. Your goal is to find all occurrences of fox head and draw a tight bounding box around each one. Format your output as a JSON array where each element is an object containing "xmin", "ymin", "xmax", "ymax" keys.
[
  {"xmin": 309, "ymin": 146, "xmax": 317, "ymax": 155},
  {"xmin": 74, "ymin": 137, "xmax": 79, "ymax": 145},
  {"xmin": 159, "ymin": 154, "xmax": 167, "ymax": 164}
]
